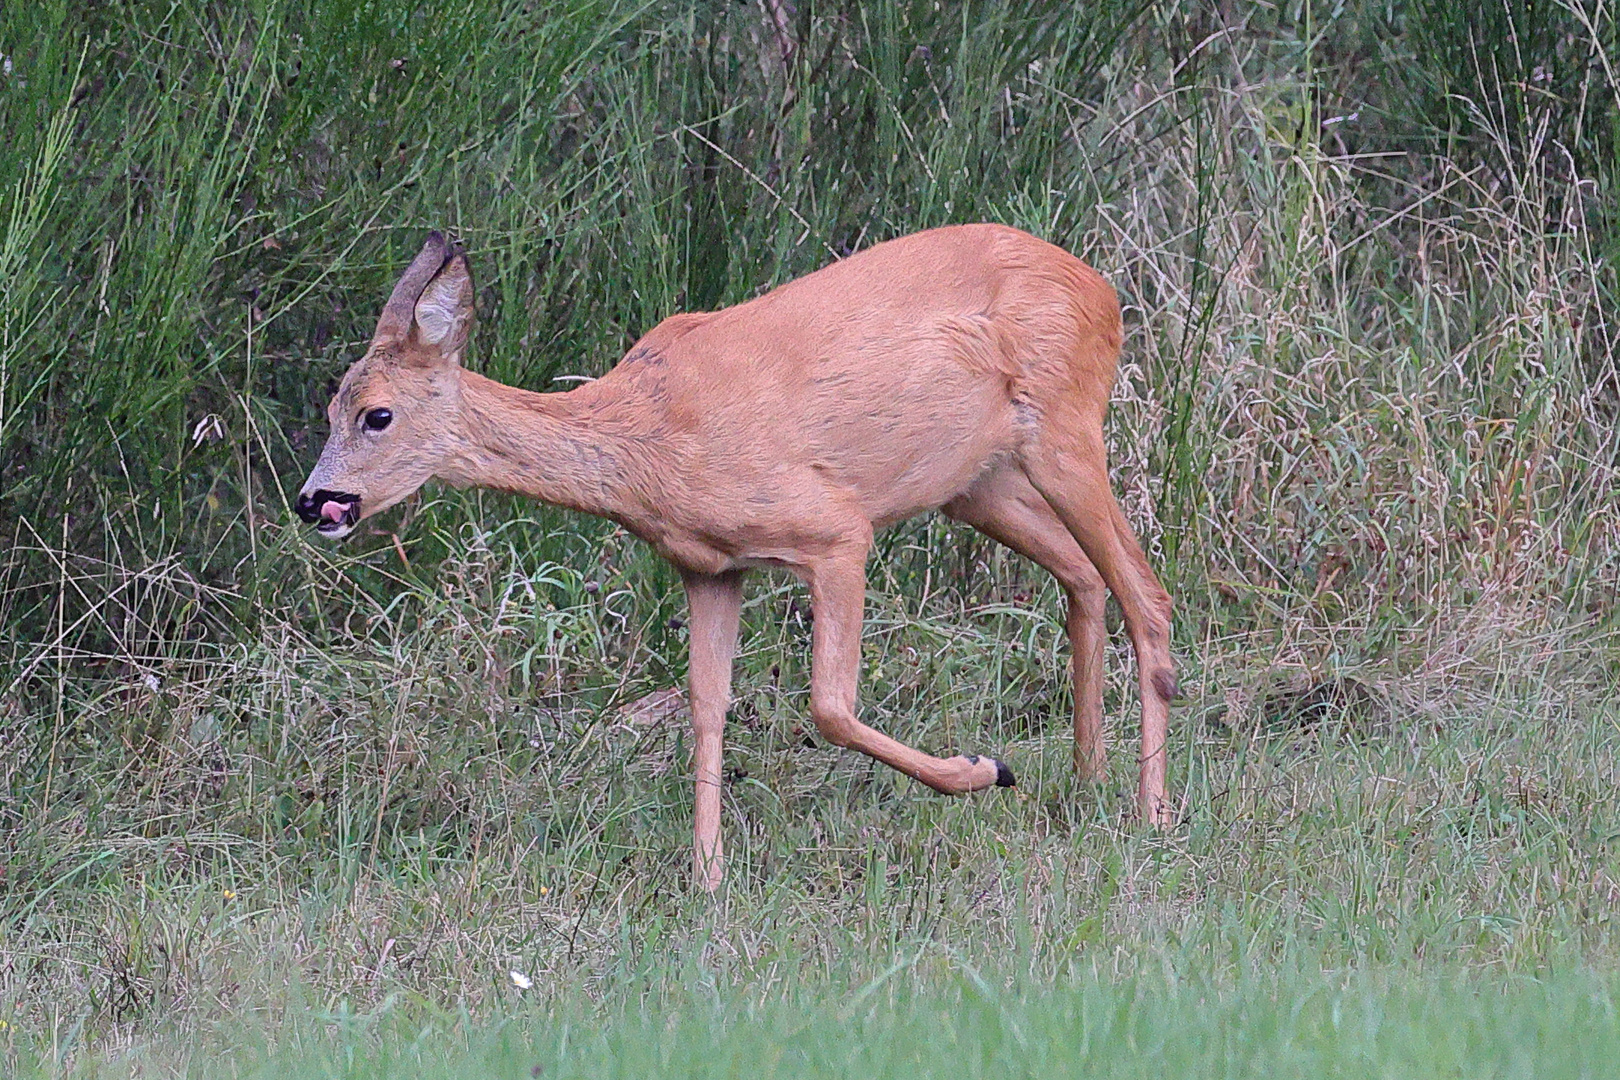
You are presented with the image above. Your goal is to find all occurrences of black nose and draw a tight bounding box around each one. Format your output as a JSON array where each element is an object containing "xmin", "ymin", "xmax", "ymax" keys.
[{"xmin": 296, "ymin": 489, "xmax": 360, "ymax": 527}]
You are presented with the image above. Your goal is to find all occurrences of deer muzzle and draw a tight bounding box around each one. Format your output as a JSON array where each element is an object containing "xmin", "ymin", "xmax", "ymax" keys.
[{"xmin": 296, "ymin": 489, "xmax": 362, "ymax": 537}]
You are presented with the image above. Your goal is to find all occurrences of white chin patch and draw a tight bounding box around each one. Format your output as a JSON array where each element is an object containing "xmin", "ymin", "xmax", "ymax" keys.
[{"xmin": 316, "ymin": 521, "xmax": 356, "ymax": 540}]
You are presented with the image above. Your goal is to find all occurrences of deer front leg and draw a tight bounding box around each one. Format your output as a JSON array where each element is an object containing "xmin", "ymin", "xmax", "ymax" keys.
[
  {"xmin": 683, "ymin": 569, "xmax": 745, "ymax": 892},
  {"xmin": 806, "ymin": 553, "xmax": 1014, "ymax": 793}
]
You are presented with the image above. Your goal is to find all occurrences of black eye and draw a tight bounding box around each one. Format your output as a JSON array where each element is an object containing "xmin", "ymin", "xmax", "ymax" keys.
[{"xmin": 362, "ymin": 408, "xmax": 393, "ymax": 432}]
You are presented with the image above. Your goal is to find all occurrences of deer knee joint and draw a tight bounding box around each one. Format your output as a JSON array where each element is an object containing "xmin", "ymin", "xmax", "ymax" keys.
[
  {"xmin": 1068, "ymin": 579, "xmax": 1107, "ymax": 619},
  {"xmin": 810, "ymin": 705, "xmax": 858, "ymax": 748},
  {"xmin": 690, "ymin": 697, "xmax": 727, "ymax": 735}
]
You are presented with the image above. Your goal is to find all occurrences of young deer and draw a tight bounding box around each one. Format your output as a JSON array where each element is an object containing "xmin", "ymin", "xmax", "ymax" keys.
[{"xmin": 296, "ymin": 226, "xmax": 1176, "ymax": 891}]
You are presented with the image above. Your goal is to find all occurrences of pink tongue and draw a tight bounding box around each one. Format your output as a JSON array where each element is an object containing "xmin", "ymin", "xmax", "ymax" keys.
[{"xmin": 320, "ymin": 500, "xmax": 350, "ymax": 523}]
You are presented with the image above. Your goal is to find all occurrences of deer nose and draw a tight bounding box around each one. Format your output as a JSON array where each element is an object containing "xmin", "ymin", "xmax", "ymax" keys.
[{"xmin": 294, "ymin": 491, "xmax": 322, "ymax": 524}]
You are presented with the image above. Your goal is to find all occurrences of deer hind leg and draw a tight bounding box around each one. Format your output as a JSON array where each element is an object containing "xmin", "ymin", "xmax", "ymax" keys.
[
  {"xmin": 806, "ymin": 546, "xmax": 1014, "ymax": 794},
  {"xmin": 683, "ymin": 569, "xmax": 746, "ymax": 893},
  {"xmin": 943, "ymin": 467, "xmax": 1109, "ymax": 782},
  {"xmin": 1019, "ymin": 428, "xmax": 1176, "ymax": 825}
]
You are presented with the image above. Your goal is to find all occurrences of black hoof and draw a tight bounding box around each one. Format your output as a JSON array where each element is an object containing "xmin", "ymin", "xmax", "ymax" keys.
[{"xmin": 966, "ymin": 754, "xmax": 1016, "ymax": 788}]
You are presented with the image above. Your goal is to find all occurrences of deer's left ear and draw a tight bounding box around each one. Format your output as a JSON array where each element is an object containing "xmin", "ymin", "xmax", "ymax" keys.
[{"xmin": 411, "ymin": 251, "xmax": 474, "ymax": 360}]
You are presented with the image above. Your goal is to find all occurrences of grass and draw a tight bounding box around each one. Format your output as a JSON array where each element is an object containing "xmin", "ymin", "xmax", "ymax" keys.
[
  {"xmin": 1, "ymin": 0, "xmax": 1618, "ymax": 1074},
  {"xmin": 19, "ymin": 966, "xmax": 1620, "ymax": 1078}
]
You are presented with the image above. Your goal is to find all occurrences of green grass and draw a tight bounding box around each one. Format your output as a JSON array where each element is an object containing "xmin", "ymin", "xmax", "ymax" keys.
[
  {"xmin": 18, "ymin": 966, "xmax": 1620, "ymax": 1078},
  {"xmin": 1, "ymin": 0, "xmax": 1618, "ymax": 1074}
]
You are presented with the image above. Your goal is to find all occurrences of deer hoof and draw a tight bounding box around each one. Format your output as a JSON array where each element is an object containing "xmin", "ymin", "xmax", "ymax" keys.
[{"xmin": 964, "ymin": 754, "xmax": 1016, "ymax": 790}]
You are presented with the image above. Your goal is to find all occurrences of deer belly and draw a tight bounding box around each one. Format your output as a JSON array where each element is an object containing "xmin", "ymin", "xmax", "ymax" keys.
[{"xmin": 812, "ymin": 384, "xmax": 1019, "ymax": 526}]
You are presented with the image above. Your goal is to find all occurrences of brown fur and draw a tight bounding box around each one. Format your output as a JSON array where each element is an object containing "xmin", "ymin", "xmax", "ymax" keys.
[{"xmin": 299, "ymin": 225, "xmax": 1177, "ymax": 892}]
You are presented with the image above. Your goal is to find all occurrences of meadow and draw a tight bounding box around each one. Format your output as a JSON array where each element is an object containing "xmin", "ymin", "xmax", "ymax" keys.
[{"xmin": 1, "ymin": 0, "xmax": 1617, "ymax": 1074}]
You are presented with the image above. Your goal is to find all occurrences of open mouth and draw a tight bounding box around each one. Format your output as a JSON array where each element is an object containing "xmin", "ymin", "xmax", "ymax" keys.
[{"xmin": 296, "ymin": 489, "xmax": 361, "ymax": 535}]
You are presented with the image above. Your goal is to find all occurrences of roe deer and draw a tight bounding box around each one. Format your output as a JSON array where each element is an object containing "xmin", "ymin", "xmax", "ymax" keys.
[{"xmin": 295, "ymin": 225, "xmax": 1176, "ymax": 891}]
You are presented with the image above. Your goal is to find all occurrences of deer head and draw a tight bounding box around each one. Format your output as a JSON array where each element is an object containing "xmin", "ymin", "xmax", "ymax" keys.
[{"xmin": 295, "ymin": 233, "xmax": 474, "ymax": 539}]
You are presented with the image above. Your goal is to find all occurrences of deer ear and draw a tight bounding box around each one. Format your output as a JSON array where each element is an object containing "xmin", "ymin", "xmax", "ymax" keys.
[
  {"xmin": 374, "ymin": 232, "xmax": 450, "ymax": 343},
  {"xmin": 411, "ymin": 251, "xmax": 474, "ymax": 359}
]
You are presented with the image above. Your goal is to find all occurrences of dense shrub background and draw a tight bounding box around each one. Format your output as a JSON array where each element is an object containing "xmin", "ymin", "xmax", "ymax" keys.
[{"xmin": 2, "ymin": 1, "xmax": 1612, "ymax": 655}]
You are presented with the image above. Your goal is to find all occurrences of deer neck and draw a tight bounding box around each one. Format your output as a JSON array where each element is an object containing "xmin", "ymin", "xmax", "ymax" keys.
[{"xmin": 443, "ymin": 369, "xmax": 636, "ymax": 521}]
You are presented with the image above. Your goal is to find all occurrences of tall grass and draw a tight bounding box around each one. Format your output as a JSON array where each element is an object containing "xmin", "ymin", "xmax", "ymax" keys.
[{"xmin": 1, "ymin": 0, "xmax": 1617, "ymax": 1072}]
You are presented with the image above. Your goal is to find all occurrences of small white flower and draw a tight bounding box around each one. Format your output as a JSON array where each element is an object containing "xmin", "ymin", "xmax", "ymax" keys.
[{"xmin": 509, "ymin": 970, "xmax": 533, "ymax": 990}]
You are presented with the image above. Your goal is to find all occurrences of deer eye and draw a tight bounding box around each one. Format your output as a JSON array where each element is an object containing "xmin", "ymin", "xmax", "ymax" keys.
[{"xmin": 361, "ymin": 408, "xmax": 393, "ymax": 432}]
